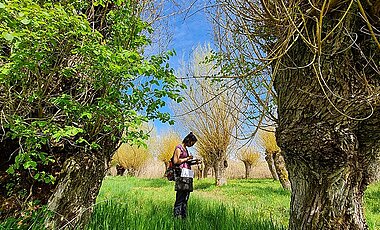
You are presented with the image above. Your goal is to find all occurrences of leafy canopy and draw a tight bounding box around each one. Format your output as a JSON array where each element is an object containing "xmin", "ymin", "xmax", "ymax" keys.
[{"xmin": 0, "ymin": 0, "xmax": 184, "ymax": 187}]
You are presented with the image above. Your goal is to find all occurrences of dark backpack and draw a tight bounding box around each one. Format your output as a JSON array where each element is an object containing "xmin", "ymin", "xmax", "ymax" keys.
[{"xmin": 165, "ymin": 157, "xmax": 177, "ymax": 181}]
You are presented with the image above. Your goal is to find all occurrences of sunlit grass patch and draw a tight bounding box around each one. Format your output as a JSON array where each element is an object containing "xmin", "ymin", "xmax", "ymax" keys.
[
  {"xmin": 90, "ymin": 177, "xmax": 288, "ymax": 229},
  {"xmin": 91, "ymin": 176, "xmax": 380, "ymax": 230},
  {"xmin": 365, "ymin": 181, "xmax": 380, "ymax": 229}
]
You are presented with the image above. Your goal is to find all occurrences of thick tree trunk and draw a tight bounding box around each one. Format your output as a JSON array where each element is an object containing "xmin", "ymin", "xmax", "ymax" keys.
[
  {"xmin": 196, "ymin": 161, "xmax": 205, "ymax": 179},
  {"xmin": 116, "ymin": 165, "xmax": 125, "ymax": 176},
  {"xmin": 163, "ymin": 161, "xmax": 169, "ymax": 177},
  {"xmin": 45, "ymin": 155, "xmax": 107, "ymax": 229},
  {"xmin": 213, "ymin": 160, "xmax": 227, "ymax": 186},
  {"xmin": 367, "ymin": 155, "xmax": 380, "ymax": 183},
  {"xmin": 273, "ymin": 2, "xmax": 379, "ymax": 228},
  {"xmin": 243, "ymin": 161, "xmax": 252, "ymax": 179},
  {"xmin": 265, "ymin": 152, "xmax": 278, "ymax": 180},
  {"xmin": 284, "ymin": 140, "xmax": 368, "ymax": 229},
  {"xmin": 272, "ymin": 151, "xmax": 291, "ymax": 190},
  {"xmin": 203, "ymin": 164, "xmax": 211, "ymax": 178},
  {"xmin": 290, "ymin": 167, "xmax": 367, "ymax": 229}
]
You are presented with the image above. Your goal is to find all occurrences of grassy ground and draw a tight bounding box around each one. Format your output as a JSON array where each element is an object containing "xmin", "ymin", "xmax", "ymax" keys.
[
  {"xmin": 88, "ymin": 177, "xmax": 287, "ymax": 230},
  {"xmin": 1, "ymin": 177, "xmax": 379, "ymax": 229},
  {"xmin": 87, "ymin": 177, "xmax": 380, "ymax": 230}
]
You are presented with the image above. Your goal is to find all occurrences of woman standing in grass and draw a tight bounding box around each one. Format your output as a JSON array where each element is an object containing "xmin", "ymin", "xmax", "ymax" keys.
[{"xmin": 172, "ymin": 132, "xmax": 199, "ymax": 219}]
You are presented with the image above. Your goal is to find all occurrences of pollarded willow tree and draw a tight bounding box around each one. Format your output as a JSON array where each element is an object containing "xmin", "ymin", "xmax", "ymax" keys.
[
  {"xmin": 257, "ymin": 130, "xmax": 279, "ymax": 181},
  {"xmin": 0, "ymin": 0, "xmax": 184, "ymax": 228},
  {"xmin": 112, "ymin": 143, "xmax": 151, "ymax": 176},
  {"xmin": 213, "ymin": 0, "xmax": 379, "ymax": 229},
  {"xmin": 237, "ymin": 147, "xmax": 260, "ymax": 179},
  {"xmin": 157, "ymin": 130, "xmax": 181, "ymax": 171},
  {"xmin": 173, "ymin": 44, "xmax": 242, "ymax": 186},
  {"xmin": 257, "ymin": 129, "xmax": 290, "ymax": 190}
]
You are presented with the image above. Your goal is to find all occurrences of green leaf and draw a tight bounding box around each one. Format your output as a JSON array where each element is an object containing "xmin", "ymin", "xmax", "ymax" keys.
[
  {"xmin": 21, "ymin": 18, "xmax": 30, "ymax": 25},
  {"xmin": 52, "ymin": 126, "xmax": 84, "ymax": 141},
  {"xmin": 3, "ymin": 32, "xmax": 14, "ymax": 41},
  {"xmin": 0, "ymin": 3, "xmax": 5, "ymax": 9},
  {"xmin": 23, "ymin": 161, "xmax": 37, "ymax": 169},
  {"xmin": 49, "ymin": 175, "xmax": 56, "ymax": 184},
  {"xmin": 34, "ymin": 173, "xmax": 40, "ymax": 180},
  {"xmin": 6, "ymin": 166, "xmax": 15, "ymax": 174},
  {"xmin": 76, "ymin": 137, "xmax": 89, "ymax": 145},
  {"xmin": 43, "ymin": 176, "xmax": 51, "ymax": 184},
  {"xmin": 90, "ymin": 142, "xmax": 101, "ymax": 150},
  {"xmin": 80, "ymin": 112, "xmax": 93, "ymax": 119},
  {"xmin": 93, "ymin": 0, "xmax": 105, "ymax": 7}
]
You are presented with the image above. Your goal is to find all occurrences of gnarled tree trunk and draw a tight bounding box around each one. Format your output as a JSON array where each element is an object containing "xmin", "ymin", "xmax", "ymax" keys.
[
  {"xmin": 273, "ymin": 151, "xmax": 291, "ymax": 190},
  {"xmin": 265, "ymin": 152, "xmax": 278, "ymax": 180},
  {"xmin": 243, "ymin": 161, "xmax": 252, "ymax": 179},
  {"xmin": 213, "ymin": 159, "xmax": 228, "ymax": 186},
  {"xmin": 273, "ymin": 2, "xmax": 379, "ymax": 228},
  {"xmin": 277, "ymin": 123, "xmax": 378, "ymax": 229},
  {"xmin": 274, "ymin": 12, "xmax": 380, "ymax": 228},
  {"xmin": 45, "ymin": 154, "xmax": 108, "ymax": 229},
  {"xmin": 203, "ymin": 164, "xmax": 211, "ymax": 178}
]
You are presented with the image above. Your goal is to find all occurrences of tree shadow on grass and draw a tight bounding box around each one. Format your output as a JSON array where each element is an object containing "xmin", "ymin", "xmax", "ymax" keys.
[
  {"xmin": 194, "ymin": 181, "xmax": 214, "ymax": 190},
  {"xmin": 138, "ymin": 178, "xmax": 172, "ymax": 188},
  {"xmin": 230, "ymin": 182, "xmax": 291, "ymax": 197}
]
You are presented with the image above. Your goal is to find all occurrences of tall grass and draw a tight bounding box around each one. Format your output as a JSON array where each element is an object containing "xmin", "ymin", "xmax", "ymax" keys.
[
  {"xmin": 88, "ymin": 177, "xmax": 287, "ymax": 230},
  {"xmin": 365, "ymin": 181, "xmax": 380, "ymax": 229},
  {"xmin": 88, "ymin": 177, "xmax": 380, "ymax": 230},
  {"xmin": 1, "ymin": 177, "xmax": 379, "ymax": 229}
]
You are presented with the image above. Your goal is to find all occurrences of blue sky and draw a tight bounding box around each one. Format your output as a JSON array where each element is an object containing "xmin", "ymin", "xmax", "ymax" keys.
[
  {"xmin": 168, "ymin": 10, "xmax": 213, "ymax": 69},
  {"xmin": 153, "ymin": 4, "xmax": 213, "ymax": 137}
]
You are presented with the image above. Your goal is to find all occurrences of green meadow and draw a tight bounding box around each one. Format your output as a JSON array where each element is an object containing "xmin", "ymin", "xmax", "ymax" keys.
[
  {"xmin": 1, "ymin": 177, "xmax": 379, "ymax": 229},
  {"xmin": 86, "ymin": 177, "xmax": 380, "ymax": 230}
]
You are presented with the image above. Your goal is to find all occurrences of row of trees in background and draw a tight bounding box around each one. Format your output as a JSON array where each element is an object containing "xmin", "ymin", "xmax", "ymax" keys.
[
  {"xmin": 112, "ymin": 143, "xmax": 150, "ymax": 176},
  {"xmin": 111, "ymin": 128, "xmax": 268, "ymax": 181},
  {"xmin": 171, "ymin": 43, "xmax": 291, "ymax": 189},
  {"xmin": 237, "ymin": 147, "xmax": 260, "ymax": 179},
  {"xmin": 157, "ymin": 131, "xmax": 181, "ymax": 169}
]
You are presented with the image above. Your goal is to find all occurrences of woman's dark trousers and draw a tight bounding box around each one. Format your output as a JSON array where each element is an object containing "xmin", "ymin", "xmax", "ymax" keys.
[{"xmin": 173, "ymin": 190, "xmax": 190, "ymax": 218}]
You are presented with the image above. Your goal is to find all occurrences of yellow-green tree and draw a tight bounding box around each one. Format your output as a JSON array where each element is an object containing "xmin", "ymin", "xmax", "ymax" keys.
[
  {"xmin": 157, "ymin": 131, "xmax": 181, "ymax": 170},
  {"xmin": 237, "ymin": 147, "xmax": 260, "ymax": 179},
  {"xmin": 112, "ymin": 143, "xmax": 151, "ymax": 176},
  {"xmin": 258, "ymin": 129, "xmax": 290, "ymax": 190},
  {"xmin": 257, "ymin": 129, "xmax": 280, "ymax": 181},
  {"xmin": 174, "ymin": 44, "xmax": 242, "ymax": 186}
]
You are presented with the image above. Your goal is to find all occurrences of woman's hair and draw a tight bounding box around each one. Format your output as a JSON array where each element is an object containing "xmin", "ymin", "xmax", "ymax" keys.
[{"xmin": 182, "ymin": 132, "xmax": 197, "ymax": 145}]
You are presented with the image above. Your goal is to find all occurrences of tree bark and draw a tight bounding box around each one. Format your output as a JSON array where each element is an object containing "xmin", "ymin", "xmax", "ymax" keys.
[
  {"xmin": 286, "ymin": 153, "xmax": 368, "ymax": 229},
  {"xmin": 45, "ymin": 155, "xmax": 107, "ymax": 229},
  {"xmin": 213, "ymin": 160, "xmax": 227, "ymax": 186},
  {"xmin": 203, "ymin": 164, "xmax": 211, "ymax": 178},
  {"xmin": 273, "ymin": 2, "xmax": 380, "ymax": 228},
  {"xmin": 272, "ymin": 151, "xmax": 291, "ymax": 190},
  {"xmin": 116, "ymin": 165, "xmax": 125, "ymax": 176},
  {"xmin": 196, "ymin": 161, "xmax": 205, "ymax": 179},
  {"xmin": 265, "ymin": 152, "xmax": 279, "ymax": 180},
  {"xmin": 243, "ymin": 161, "xmax": 252, "ymax": 179}
]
